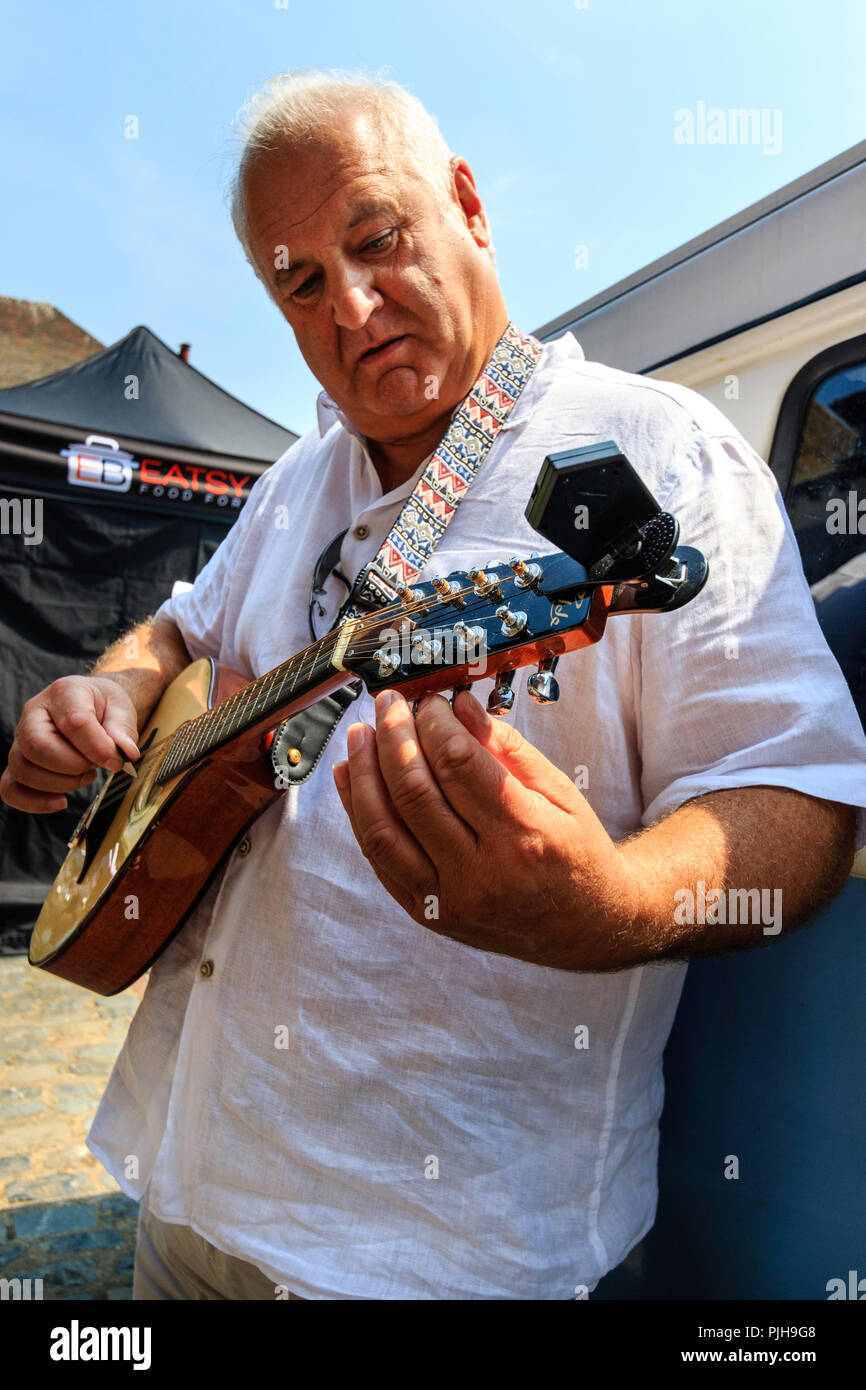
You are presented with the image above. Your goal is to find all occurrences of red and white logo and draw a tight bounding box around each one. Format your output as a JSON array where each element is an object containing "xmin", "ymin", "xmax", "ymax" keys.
[{"xmin": 62, "ymin": 435, "xmax": 134, "ymax": 492}]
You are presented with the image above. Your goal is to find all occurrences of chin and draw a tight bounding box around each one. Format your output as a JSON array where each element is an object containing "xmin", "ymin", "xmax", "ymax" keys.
[{"xmin": 365, "ymin": 371, "xmax": 438, "ymax": 417}]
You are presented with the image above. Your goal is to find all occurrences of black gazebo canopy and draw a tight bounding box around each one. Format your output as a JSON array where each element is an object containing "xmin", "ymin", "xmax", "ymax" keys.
[{"xmin": 0, "ymin": 325, "xmax": 298, "ymax": 952}]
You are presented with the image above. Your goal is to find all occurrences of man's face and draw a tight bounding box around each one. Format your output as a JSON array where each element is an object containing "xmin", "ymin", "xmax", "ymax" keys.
[{"xmin": 242, "ymin": 112, "xmax": 498, "ymax": 445}]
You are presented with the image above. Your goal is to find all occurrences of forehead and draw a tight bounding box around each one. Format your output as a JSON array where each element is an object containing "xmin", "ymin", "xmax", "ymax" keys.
[{"xmin": 242, "ymin": 112, "xmax": 424, "ymax": 243}]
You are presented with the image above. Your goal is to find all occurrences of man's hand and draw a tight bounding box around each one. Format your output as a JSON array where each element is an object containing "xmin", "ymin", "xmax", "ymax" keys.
[
  {"xmin": 1, "ymin": 615, "xmax": 192, "ymax": 816},
  {"xmin": 0, "ymin": 676, "xmax": 141, "ymax": 815},
  {"xmin": 333, "ymin": 688, "xmax": 640, "ymax": 970},
  {"xmin": 333, "ymin": 688, "xmax": 857, "ymax": 971}
]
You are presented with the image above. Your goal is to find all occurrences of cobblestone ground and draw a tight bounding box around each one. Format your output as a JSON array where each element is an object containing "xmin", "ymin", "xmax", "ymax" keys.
[{"xmin": 0, "ymin": 955, "xmax": 143, "ymax": 1300}]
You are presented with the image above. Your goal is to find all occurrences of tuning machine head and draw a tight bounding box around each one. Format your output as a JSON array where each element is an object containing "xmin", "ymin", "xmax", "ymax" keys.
[
  {"xmin": 373, "ymin": 648, "xmax": 401, "ymax": 679},
  {"xmin": 526, "ymin": 657, "xmax": 560, "ymax": 706},
  {"xmin": 468, "ymin": 567, "xmax": 502, "ymax": 601},
  {"xmin": 509, "ymin": 557, "xmax": 543, "ymax": 590},
  {"xmin": 452, "ymin": 620, "xmax": 486, "ymax": 656},
  {"xmin": 487, "ymin": 669, "xmax": 516, "ymax": 716},
  {"xmin": 432, "ymin": 576, "xmax": 465, "ymax": 608}
]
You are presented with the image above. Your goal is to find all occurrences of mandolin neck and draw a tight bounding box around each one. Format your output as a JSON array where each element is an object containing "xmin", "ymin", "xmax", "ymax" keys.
[{"xmin": 155, "ymin": 626, "xmax": 356, "ymax": 785}]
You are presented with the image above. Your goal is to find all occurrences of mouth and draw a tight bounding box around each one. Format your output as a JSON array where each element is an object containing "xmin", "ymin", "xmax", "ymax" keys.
[{"xmin": 357, "ymin": 334, "xmax": 409, "ymax": 366}]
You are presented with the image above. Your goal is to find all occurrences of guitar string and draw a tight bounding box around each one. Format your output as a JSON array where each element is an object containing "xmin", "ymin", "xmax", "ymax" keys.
[
  {"xmin": 81, "ymin": 563, "xmax": 587, "ymax": 817},
  {"xmin": 155, "ymin": 574, "xmax": 587, "ymax": 781},
  {"xmin": 132, "ymin": 567, "xmax": 586, "ymax": 782},
  {"xmin": 166, "ymin": 579, "xmax": 509, "ymax": 742},
  {"xmin": 161, "ymin": 574, "xmax": 539, "ymax": 761}
]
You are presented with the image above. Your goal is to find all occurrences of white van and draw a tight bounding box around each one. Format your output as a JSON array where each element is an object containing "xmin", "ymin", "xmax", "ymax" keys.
[{"xmin": 535, "ymin": 139, "xmax": 866, "ymax": 1300}]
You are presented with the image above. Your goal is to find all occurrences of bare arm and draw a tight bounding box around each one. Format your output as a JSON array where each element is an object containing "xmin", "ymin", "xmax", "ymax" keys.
[
  {"xmin": 614, "ymin": 785, "xmax": 856, "ymax": 963},
  {"xmin": 88, "ymin": 616, "xmax": 192, "ymax": 728},
  {"xmin": 334, "ymin": 690, "xmax": 857, "ymax": 971},
  {"xmin": 0, "ymin": 616, "xmax": 191, "ymax": 815}
]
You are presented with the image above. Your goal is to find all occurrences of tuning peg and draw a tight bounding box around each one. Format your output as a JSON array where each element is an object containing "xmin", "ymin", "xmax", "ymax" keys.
[
  {"xmin": 450, "ymin": 684, "xmax": 471, "ymax": 709},
  {"xmin": 468, "ymin": 567, "xmax": 502, "ymax": 600},
  {"xmin": 431, "ymin": 577, "xmax": 465, "ymax": 608},
  {"xmin": 373, "ymin": 648, "xmax": 401, "ymax": 679},
  {"xmin": 495, "ymin": 604, "xmax": 528, "ymax": 637},
  {"xmin": 509, "ymin": 557, "xmax": 542, "ymax": 590},
  {"xmin": 526, "ymin": 657, "xmax": 560, "ymax": 705},
  {"xmin": 487, "ymin": 669, "xmax": 516, "ymax": 717},
  {"xmin": 411, "ymin": 635, "xmax": 443, "ymax": 664},
  {"xmin": 452, "ymin": 621, "xmax": 486, "ymax": 655}
]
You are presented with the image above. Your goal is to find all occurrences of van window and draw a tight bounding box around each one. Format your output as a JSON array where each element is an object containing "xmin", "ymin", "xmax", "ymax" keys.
[{"xmin": 782, "ymin": 355, "xmax": 866, "ymax": 728}]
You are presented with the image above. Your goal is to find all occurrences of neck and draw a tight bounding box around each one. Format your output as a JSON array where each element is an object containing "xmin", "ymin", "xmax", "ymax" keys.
[
  {"xmin": 365, "ymin": 311, "xmax": 511, "ymax": 491},
  {"xmin": 156, "ymin": 630, "xmax": 346, "ymax": 785},
  {"xmin": 365, "ymin": 409, "xmax": 457, "ymax": 492}
]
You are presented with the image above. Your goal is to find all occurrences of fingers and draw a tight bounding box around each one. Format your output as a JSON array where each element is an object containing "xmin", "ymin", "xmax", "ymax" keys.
[
  {"xmin": 6, "ymin": 743, "xmax": 97, "ymax": 793},
  {"xmin": 450, "ymin": 689, "xmax": 586, "ymax": 816},
  {"xmin": 370, "ymin": 691, "xmax": 479, "ymax": 861},
  {"xmin": 332, "ymin": 688, "xmax": 590, "ymax": 908},
  {"xmin": 408, "ymin": 690, "xmax": 543, "ymax": 833},
  {"xmin": 0, "ymin": 767, "xmax": 69, "ymax": 815},
  {"xmin": 2, "ymin": 675, "xmax": 140, "ymax": 816},
  {"xmin": 332, "ymin": 773, "xmax": 419, "ymax": 919},
  {"xmin": 95, "ymin": 680, "xmax": 141, "ymax": 762},
  {"xmin": 17, "ymin": 678, "xmax": 137, "ymax": 776},
  {"xmin": 333, "ymin": 723, "xmax": 437, "ymax": 895},
  {"xmin": 44, "ymin": 679, "xmax": 134, "ymax": 770}
]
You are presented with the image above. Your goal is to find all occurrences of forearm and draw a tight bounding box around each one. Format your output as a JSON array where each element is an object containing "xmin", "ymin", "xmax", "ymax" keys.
[
  {"xmin": 89, "ymin": 617, "xmax": 191, "ymax": 730},
  {"xmin": 615, "ymin": 786, "xmax": 856, "ymax": 964}
]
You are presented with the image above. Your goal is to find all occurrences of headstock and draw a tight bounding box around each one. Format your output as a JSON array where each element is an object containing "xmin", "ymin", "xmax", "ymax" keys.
[
  {"xmin": 338, "ymin": 441, "xmax": 709, "ymax": 714},
  {"xmin": 338, "ymin": 544, "xmax": 706, "ymax": 714}
]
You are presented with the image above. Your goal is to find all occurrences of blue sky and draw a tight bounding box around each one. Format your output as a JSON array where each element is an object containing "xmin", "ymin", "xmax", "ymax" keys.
[{"xmin": 2, "ymin": 0, "xmax": 864, "ymax": 438}]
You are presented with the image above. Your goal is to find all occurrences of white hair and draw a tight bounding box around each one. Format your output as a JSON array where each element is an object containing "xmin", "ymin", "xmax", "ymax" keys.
[{"xmin": 227, "ymin": 68, "xmax": 469, "ymax": 287}]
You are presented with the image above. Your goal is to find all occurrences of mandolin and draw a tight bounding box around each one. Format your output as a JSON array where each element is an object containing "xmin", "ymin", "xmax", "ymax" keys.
[{"xmin": 27, "ymin": 445, "xmax": 709, "ymax": 995}]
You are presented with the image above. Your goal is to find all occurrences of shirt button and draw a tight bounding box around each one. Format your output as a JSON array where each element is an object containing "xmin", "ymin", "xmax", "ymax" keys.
[
  {"xmin": 237, "ymin": 837, "xmax": 251, "ymax": 856},
  {"xmin": 200, "ymin": 960, "xmax": 214, "ymax": 978},
  {"xmin": 353, "ymin": 524, "xmax": 370, "ymax": 540}
]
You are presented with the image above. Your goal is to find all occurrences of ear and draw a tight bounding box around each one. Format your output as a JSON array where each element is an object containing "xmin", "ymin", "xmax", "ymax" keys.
[{"xmin": 449, "ymin": 157, "xmax": 493, "ymax": 251}]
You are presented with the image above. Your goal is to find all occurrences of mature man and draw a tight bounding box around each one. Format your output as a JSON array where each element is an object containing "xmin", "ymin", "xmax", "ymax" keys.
[{"xmin": 4, "ymin": 70, "xmax": 866, "ymax": 1300}]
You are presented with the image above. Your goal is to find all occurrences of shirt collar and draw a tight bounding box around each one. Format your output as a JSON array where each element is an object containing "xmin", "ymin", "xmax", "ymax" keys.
[{"xmin": 316, "ymin": 390, "xmax": 363, "ymax": 441}]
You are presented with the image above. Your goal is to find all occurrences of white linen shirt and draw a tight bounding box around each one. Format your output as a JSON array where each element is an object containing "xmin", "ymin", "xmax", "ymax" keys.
[{"xmin": 87, "ymin": 331, "xmax": 866, "ymax": 1300}]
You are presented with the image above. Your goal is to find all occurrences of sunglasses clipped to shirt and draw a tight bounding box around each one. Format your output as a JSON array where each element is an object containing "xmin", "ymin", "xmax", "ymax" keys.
[{"xmin": 308, "ymin": 528, "xmax": 388, "ymax": 642}]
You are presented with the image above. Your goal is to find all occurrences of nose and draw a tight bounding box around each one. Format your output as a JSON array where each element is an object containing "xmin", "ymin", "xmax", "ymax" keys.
[{"xmin": 331, "ymin": 267, "xmax": 384, "ymax": 331}]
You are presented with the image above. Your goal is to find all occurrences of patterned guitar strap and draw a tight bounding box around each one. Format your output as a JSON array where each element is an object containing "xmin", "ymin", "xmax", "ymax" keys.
[{"xmin": 270, "ymin": 322, "xmax": 542, "ymax": 786}]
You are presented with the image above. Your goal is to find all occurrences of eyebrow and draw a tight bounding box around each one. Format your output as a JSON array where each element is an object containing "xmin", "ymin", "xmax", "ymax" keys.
[{"xmin": 272, "ymin": 199, "xmax": 400, "ymax": 288}]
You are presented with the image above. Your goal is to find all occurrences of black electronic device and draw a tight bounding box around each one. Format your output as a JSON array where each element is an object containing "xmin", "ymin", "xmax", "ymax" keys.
[
  {"xmin": 526, "ymin": 440, "xmax": 680, "ymax": 581},
  {"xmin": 525, "ymin": 439, "xmax": 709, "ymax": 613}
]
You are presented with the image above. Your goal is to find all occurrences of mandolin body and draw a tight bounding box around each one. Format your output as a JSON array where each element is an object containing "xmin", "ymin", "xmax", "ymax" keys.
[{"xmin": 28, "ymin": 658, "xmax": 281, "ymax": 996}]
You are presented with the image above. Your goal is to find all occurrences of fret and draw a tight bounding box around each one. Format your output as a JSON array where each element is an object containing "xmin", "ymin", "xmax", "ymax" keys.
[
  {"xmin": 154, "ymin": 628, "xmax": 350, "ymax": 788},
  {"xmin": 187, "ymin": 717, "xmax": 209, "ymax": 761},
  {"xmin": 232, "ymin": 681, "xmax": 259, "ymax": 728}
]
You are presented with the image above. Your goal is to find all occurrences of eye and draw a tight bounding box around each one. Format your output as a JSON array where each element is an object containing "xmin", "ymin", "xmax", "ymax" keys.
[
  {"xmin": 291, "ymin": 272, "xmax": 320, "ymax": 302},
  {"xmin": 364, "ymin": 228, "xmax": 397, "ymax": 253}
]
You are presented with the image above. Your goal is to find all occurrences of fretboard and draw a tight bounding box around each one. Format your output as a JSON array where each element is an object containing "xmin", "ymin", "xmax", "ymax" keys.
[{"xmin": 155, "ymin": 629, "xmax": 344, "ymax": 786}]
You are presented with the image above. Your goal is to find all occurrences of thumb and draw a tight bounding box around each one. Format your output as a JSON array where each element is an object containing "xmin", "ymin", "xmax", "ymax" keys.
[{"xmin": 453, "ymin": 689, "xmax": 585, "ymax": 814}]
